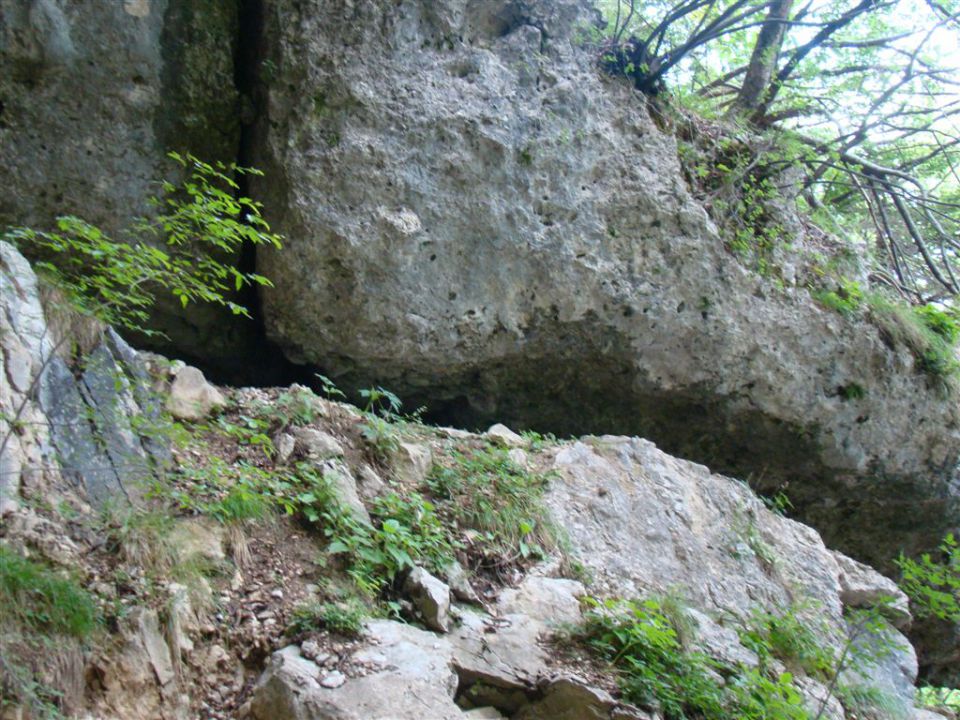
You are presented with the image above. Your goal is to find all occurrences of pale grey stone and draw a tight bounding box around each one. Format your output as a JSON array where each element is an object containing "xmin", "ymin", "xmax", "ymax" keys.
[
  {"xmin": 320, "ymin": 671, "xmax": 346, "ymax": 689},
  {"xmin": 485, "ymin": 424, "xmax": 527, "ymax": 449},
  {"xmin": 497, "ymin": 576, "xmax": 584, "ymax": 628},
  {"xmin": 389, "ymin": 442, "xmax": 433, "ymax": 486},
  {"xmin": 463, "ymin": 708, "xmax": 507, "ymax": 720},
  {"xmin": 832, "ymin": 550, "xmax": 912, "ymax": 629},
  {"xmin": 251, "ymin": 624, "xmax": 463, "ymax": 720},
  {"xmin": 293, "ymin": 428, "xmax": 344, "ymax": 459},
  {"xmin": 357, "ymin": 463, "xmax": 387, "ymax": 500},
  {"xmin": 444, "ymin": 560, "xmax": 480, "ymax": 604},
  {"xmin": 321, "ymin": 460, "xmax": 370, "ymax": 523},
  {"xmin": 166, "ymin": 365, "xmax": 225, "ymax": 421},
  {"xmin": 405, "ymin": 566, "xmax": 452, "ymax": 633},
  {"xmin": 274, "ymin": 432, "xmax": 296, "ymax": 465},
  {"xmin": 507, "ymin": 448, "xmax": 529, "ymax": 469},
  {"xmin": 547, "ymin": 437, "xmax": 923, "ymax": 712}
]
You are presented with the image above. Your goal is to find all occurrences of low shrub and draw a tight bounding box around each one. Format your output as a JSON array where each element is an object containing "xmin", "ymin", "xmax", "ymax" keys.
[{"xmin": 577, "ymin": 597, "xmax": 809, "ymax": 720}]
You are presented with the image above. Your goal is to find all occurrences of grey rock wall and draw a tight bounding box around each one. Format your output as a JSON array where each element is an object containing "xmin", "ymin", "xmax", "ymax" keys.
[
  {"xmin": 0, "ymin": 0, "xmax": 238, "ymax": 232},
  {"xmin": 1, "ymin": 241, "xmax": 168, "ymax": 511},
  {"xmin": 250, "ymin": 0, "xmax": 959, "ymax": 581},
  {"xmin": 0, "ymin": 0, "xmax": 248, "ymax": 369}
]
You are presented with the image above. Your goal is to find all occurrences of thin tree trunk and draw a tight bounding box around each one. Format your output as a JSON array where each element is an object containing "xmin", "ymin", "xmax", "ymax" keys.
[{"xmin": 729, "ymin": 0, "xmax": 795, "ymax": 117}]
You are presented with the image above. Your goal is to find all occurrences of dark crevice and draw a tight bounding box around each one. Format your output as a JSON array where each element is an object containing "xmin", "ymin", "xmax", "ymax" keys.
[
  {"xmin": 219, "ymin": 0, "xmax": 301, "ymax": 387},
  {"xmin": 142, "ymin": 0, "xmax": 301, "ymax": 387}
]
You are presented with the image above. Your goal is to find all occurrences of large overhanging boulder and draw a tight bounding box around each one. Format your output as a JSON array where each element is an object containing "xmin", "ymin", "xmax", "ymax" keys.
[{"xmin": 252, "ymin": 0, "xmax": 960, "ymax": 581}]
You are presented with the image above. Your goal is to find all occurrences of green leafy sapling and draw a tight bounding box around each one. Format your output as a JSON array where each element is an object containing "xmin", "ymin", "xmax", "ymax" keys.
[
  {"xmin": 4, "ymin": 152, "xmax": 282, "ymax": 336},
  {"xmin": 896, "ymin": 533, "xmax": 960, "ymax": 622}
]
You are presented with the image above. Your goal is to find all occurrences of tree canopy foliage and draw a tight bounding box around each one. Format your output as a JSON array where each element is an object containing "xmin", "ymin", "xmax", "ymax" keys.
[{"xmin": 594, "ymin": 0, "xmax": 960, "ymax": 303}]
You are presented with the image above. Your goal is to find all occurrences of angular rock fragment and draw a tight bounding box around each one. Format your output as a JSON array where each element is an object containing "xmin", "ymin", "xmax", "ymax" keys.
[
  {"xmin": 485, "ymin": 424, "xmax": 527, "ymax": 449},
  {"xmin": 405, "ymin": 566, "xmax": 452, "ymax": 633},
  {"xmin": 166, "ymin": 365, "xmax": 225, "ymax": 421}
]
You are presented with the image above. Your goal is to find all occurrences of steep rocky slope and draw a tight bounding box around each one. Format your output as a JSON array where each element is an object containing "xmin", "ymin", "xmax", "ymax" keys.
[
  {"xmin": 2, "ymin": 0, "xmax": 959, "ymax": 689},
  {"xmin": 1, "ymin": 241, "xmax": 953, "ymax": 718}
]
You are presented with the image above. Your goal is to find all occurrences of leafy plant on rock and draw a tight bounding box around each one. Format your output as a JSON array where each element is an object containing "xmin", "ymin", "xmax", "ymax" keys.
[
  {"xmin": 4, "ymin": 152, "xmax": 282, "ymax": 336},
  {"xmin": 428, "ymin": 446, "xmax": 556, "ymax": 560},
  {"xmin": 739, "ymin": 605, "xmax": 835, "ymax": 682},
  {"xmin": 288, "ymin": 599, "xmax": 367, "ymax": 637},
  {"xmin": 896, "ymin": 533, "xmax": 960, "ymax": 623},
  {"xmin": 0, "ymin": 547, "xmax": 99, "ymax": 717},
  {"xmin": 576, "ymin": 596, "xmax": 809, "ymax": 720}
]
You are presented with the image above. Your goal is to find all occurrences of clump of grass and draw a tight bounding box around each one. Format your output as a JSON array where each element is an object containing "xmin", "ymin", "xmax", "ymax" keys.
[
  {"xmin": 427, "ymin": 446, "xmax": 557, "ymax": 559},
  {"xmin": 289, "ymin": 599, "xmax": 367, "ymax": 637},
  {"xmin": 575, "ymin": 597, "xmax": 809, "ymax": 720},
  {"xmin": 106, "ymin": 506, "xmax": 178, "ymax": 576},
  {"xmin": 867, "ymin": 294, "xmax": 959, "ymax": 392},
  {"xmin": 0, "ymin": 547, "xmax": 97, "ymax": 639},
  {"xmin": 0, "ymin": 547, "xmax": 97, "ymax": 718},
  {"xmin": 207, "ymin": 484, "xmax": 275, "ymax": 568},
  {"xmin": 739, "ymin": 605, "xmax": 836, "ymax": 682},
  {"xmin": 813, "ymin": 279, "xmax": 864, "ymax": 317}
]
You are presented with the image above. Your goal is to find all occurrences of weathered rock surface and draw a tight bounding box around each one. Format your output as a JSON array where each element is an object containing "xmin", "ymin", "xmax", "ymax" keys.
[
  {"xmin": 1, "ymin": 233, "xmax": 951, "ymax": 716},
  {"xmin": 166, "ymin": 365, "xmax": 226, "ymax": 421},
  {"xmin": 832, "ymin": 550, "xmax": 912, "ymax": 629},
  {"xmin": 247, "ymin": 574, "xmax": 642, "ymax": 720},
  {"xmin": 0, "ymin": 0, "xmax": 267, "ymax": 374},
  {"xmin": 1, "ymin": 240, "xmax": 60, "ymax": 516},
  {"xmin": 251, "ymin": 0, "xmax": 959, "ymax": 587},
  {"xmin": 1, "ymin": 241, "xmax": 166, "ymax": 510},
  {"xmin": 0, "ymin": 0, "xmax": 237, "ymax": 234},
  {"xmin": 247, "ymin": 623, "xmax": 463, "ymax": 720},
  {"xmin": 546, "ymin": 436, "xmax": 925, "ymax": 710},
  {"xmin": 485, "ymin": 423, "xmax": 527, "ymax": 449},
  {"xmin": 322, "ymin": 459, "xmax": 371, "ymax": 523},
  {"xmin": 404, "ymin": 566, "xmax": 452, "ymax": 633},
  {"xmin": 389, "ymin": 441, "xmax": 433, "ymax": 486},
  {"xmin": 90, "ymin": 608, "xmax": 190, "ymax": 720}
]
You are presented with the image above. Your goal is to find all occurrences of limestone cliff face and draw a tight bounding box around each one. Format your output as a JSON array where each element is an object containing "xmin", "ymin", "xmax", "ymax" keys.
[
  {"xmin": 0, "ymin": 0, "xmax": 238, "ymax": 231},
  {"xmin": 1, "ymin": 0, "xmax": 959, "ymax": 682},
  {"xmin": 249, "ymin": 0, "xmax": 958, "ymax": 576}
]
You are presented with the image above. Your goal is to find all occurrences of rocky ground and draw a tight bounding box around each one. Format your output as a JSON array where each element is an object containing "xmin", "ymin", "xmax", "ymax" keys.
[{"xmin": 2, "ymin": 240, "xmax": 956, "ymax": 719}]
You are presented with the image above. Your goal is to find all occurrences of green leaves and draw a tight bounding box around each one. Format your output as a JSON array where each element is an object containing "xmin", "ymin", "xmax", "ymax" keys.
[
  {"xmin": 359, "ymin": 386, "xmax": 403, "ymax": 416},
  {"xmin": 739, "ymin": 605, "xmax": 836, "ymax": 681},
  {"xmin": 896, "ymin": 533, "xmax": 960, "ymax": 622},
  {"xmin": 578, "ymin": 596, "xmax": 810, "ymax": 720},
  {"xmin": 0, "ymin": 546, "xmax": 98, "ymax": 640},
  {"xmin": 289, "ymin": 599, "xmax": 367, "ymax": 637},
  {"xmin": 427, "ymin": 446, "xmax": 555, "ymax": 560},
  {"xmin": 5, "ymin": 152, "xmax": 283, "ymax": 336}
]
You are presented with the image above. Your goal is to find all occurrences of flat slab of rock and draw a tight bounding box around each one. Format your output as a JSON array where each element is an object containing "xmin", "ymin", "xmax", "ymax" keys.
[
  {"xmin": 832, "ymin": 550, "xmax": 912, "ymax": 629},
  {"xmin": 248, "ymin": 622, "xmax": 463, "ymax": 720},
  {"xmin": 546, "ymin": 437, "xmax": 923, "ymax": 713}
]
